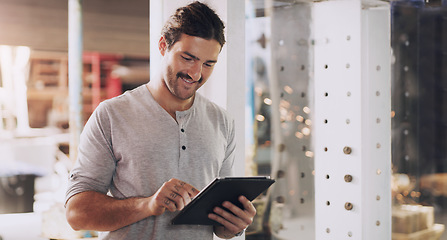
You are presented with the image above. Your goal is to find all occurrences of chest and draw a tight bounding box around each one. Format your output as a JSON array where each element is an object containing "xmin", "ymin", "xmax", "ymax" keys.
[{"xmin": 110, "ymin": 112, "xmax": 227, "ymax": 195}]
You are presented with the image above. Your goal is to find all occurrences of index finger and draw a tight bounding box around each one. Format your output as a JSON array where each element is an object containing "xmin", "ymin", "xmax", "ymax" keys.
[
  {"xmin": 177, "ymin": 180, "xmax": 199, "ymax": 198},
  {"xmin": 239, "ymin": 195, "xmax": 256, "ymax": 215}
]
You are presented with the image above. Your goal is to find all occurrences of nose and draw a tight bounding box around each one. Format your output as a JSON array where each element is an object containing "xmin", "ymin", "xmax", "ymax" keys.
[{"xmin": 188, "ymin": 62, "xmax": 202, "ymax": 82}]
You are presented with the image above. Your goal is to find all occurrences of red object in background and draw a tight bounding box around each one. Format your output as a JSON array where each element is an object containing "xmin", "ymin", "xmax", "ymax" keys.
[{"xmin": 83, "ymin": 52, "xmax": 123, "ymax": 112}]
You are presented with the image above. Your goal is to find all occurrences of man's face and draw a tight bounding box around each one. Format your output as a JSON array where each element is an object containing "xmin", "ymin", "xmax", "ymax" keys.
[{"xmin": 159, "ymin": 34, "xmax": 221, "ymax": 101}]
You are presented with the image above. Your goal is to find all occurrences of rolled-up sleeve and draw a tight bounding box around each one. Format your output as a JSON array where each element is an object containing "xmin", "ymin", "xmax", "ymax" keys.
[{"xmin": 65, "ymin": 103, "xmax": 117, "ymax": 204}]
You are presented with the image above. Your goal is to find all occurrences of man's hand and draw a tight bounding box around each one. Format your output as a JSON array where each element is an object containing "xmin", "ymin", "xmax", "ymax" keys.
[
  {"xmin": 66, "ymin": 179, "xmax": 199, "ymax": 232},
  {"xmin": 148, "ymin": 178, "xmax": 199, "ymax": 216},
  {"xmin": 208, "ymin": 195, "xmax": 256, "ymax": 238}
]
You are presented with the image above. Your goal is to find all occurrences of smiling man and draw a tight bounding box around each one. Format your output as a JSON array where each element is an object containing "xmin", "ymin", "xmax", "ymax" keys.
[
  {"xmin": 65, "ymin": 2, "xmax": 255, "ymax": 239},
  {"xmin": 149, "ymin": 33, "xmax": 221, "ymax": 117}
]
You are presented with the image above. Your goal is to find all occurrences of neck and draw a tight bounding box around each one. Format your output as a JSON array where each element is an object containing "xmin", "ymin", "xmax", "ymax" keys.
[{"xmin": 146, "ymin": 79, "xmax": 194, "ymax": 119}]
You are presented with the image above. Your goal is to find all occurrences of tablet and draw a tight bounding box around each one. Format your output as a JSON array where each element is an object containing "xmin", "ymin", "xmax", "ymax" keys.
[{"xmin": 171, "ymin": 176, "xmax": 275, "ymax": 225}]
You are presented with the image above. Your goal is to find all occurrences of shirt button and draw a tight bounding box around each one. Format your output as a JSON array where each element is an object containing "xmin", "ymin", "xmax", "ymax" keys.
[{"xmin": 182, "ymin": 146, "xmax": 186, "ymax": 150}]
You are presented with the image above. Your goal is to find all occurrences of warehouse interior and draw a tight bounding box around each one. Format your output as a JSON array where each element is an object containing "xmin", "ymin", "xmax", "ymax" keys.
[
  {"xmin": 0, "ymin": 0, "xmax": 447, "ymax": 239},
  {"xmin": 0, "ymin": 0, "xmax": 150, "ymax": 239}
]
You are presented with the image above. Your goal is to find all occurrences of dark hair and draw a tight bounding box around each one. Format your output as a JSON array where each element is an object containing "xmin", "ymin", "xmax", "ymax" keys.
[{"xmin": 161, "ymin": 1, "xmax": 226, "ymax": 50}]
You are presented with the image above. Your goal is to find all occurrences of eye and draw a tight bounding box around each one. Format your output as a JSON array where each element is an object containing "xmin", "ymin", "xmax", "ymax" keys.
[
  {"xmin": 204, "ymin": 63, "xmax": 213, "ymax": 68},
  {"xmin": 181, "ymin": 56, "xmax": 193, "ymax": 62}
]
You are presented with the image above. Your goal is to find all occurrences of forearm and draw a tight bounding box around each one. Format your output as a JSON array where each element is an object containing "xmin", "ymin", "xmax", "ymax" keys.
[{"xmin": 65, "ymin": 191, "xmax": 151, "ymax": 232}]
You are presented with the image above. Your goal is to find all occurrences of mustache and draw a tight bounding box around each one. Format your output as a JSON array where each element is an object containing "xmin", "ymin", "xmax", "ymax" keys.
[{"xmin": 177, "ymin": 72, "xmax": 203, "ymax": 83}]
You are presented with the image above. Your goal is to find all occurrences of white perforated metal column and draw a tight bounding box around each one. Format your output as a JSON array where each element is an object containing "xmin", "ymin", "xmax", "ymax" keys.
[
  {"xmin": 360, "ymin": 4, "xmax": 392, "ymax": 239},
  {"xmin": 313, "ymin": 0, "xmax": 391, "ymax": 239}
]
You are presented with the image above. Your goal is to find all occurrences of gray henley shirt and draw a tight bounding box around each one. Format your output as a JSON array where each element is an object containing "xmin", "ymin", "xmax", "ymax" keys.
[{"xmin": 65, "ymin": 85, "xmax": 236, "ymax": 239}]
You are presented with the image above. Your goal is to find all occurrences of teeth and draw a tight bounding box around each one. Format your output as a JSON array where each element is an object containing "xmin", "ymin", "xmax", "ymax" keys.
[{"xmin": 182, "ymin": 77, "xmax": 194, "ymax": 84}]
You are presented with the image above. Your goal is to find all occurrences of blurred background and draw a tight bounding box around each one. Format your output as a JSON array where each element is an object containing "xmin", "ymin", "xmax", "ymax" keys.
[{"xmin": 0, "ymin": 0, "xmax": 446, "ymax": 240}]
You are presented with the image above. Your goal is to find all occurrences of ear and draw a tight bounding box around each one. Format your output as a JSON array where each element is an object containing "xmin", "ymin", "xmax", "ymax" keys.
[{"xmin": 159, "ymin": 36, "xmax": 167, "ymax": 56}]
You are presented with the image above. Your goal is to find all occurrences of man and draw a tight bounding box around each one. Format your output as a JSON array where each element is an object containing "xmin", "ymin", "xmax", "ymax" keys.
[{"xmin": 65, "ymin": 2, "xmax": 255, "ymax": 239}]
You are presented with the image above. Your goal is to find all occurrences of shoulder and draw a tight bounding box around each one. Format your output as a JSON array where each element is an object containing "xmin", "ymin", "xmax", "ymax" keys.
[
  {"xmin": 85, "ymin": 85, "xmax": 150, "ymax": 129},
  {"xmin": 95, "ymin": 85, "xmax": 149, "ymax": 115},
  {"xmin": 195, "ymin": 93, "xmax": 233, "ymax": 123},
  {"xmin": 103, "ymin": 85, "xmax": 147, "ymax": 107},
  {"xmin": 194, "ymin": 94, "xmax": 235, "ymax": 137}
]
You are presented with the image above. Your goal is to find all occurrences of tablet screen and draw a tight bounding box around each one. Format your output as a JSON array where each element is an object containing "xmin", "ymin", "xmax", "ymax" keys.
[{"xmin": 171, "ymin": 176, "xmax": 275, "ymax": 225}]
